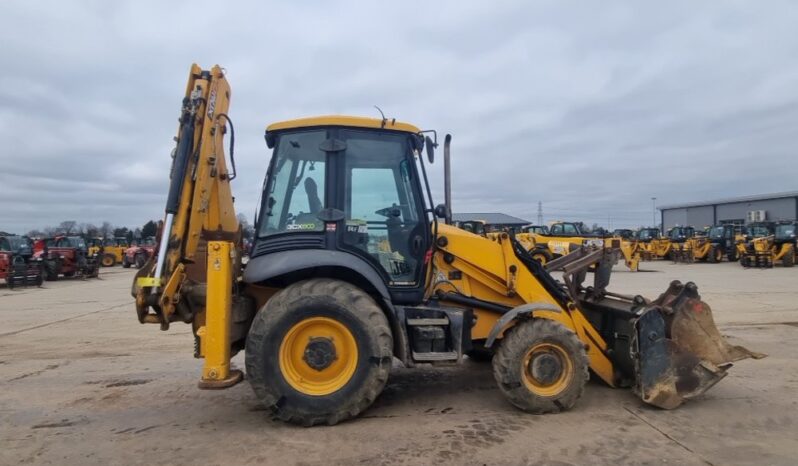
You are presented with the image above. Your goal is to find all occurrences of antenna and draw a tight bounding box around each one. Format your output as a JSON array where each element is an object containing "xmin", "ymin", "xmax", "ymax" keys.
[{"xmin": 374, "ymin": 106, "xmax": 387, "ymax": 128}]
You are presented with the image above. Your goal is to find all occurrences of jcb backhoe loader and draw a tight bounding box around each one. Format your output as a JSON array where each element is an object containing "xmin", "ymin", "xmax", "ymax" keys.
[
  {"xmin": 133, "ymin": 65, "xmax": 762, "ymax": 426},
  {"xmin": 637, "ymin": 227, "xmax": 671, "ymax": 260},
  {"xmin": 740, "ymin": 222, "xmax": 797, "ymax": 268}
]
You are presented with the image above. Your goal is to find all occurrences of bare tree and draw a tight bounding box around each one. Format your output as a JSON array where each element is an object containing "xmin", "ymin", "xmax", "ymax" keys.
[
  {"xmin": 79, "ymin": 223, "xmax": 98, "ymax": 237},
  {"xmin": 57, "ymin": 220, "xmax": 78, "ymax": 235},
  {"xmin": 100, "ymin": 221, "xmax": 113, "ymax": 238}
]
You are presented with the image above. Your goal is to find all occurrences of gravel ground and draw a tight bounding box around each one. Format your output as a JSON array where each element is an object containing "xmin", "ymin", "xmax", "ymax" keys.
[{"xmin": 1, "ymin": 262, "xmax": 796, "ymax": 465}]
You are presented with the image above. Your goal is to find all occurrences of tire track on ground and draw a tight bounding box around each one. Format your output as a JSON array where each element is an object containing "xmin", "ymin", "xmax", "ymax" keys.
[{"xmin": 0, "ymin": 302, "xmax": 131, "ymax": 338}]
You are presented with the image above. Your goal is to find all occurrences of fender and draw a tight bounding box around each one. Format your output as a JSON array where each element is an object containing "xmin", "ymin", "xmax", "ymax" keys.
[
  {"xmin": 243, "ymin": 249, "xmax": 409, "ymax": 363},
  {"xmin": 484, "ymin": 302, "xmax": 562, "ymax": 348},
  {"xmin": 243, "ymin": 249, "xmax": 391, "ymax": 302}
]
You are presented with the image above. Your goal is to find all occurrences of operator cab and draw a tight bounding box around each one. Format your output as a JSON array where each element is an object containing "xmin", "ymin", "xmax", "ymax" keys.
[
  {"xmin": 522, "ymin": 224, "xmax": 549, "ymax": 235},
  {"xmin": 774, "ymin": 222, "xmax": 797, "ymax": 244},
  {"xmin": 636, "ymin": 228, "xmax": 661, "ymax": 242},
  {"xmin": 668, "ymin": 226, "xmax": 695, "ymax": 243},
  {"xmin": 252, "ymin": 116, "xmax": 433, "ymax": 303},
  {"xmin": 548, "ymin": 222, "xmax": 582, "ymax": 236},
  {"xmin": 744, "ymin": 223, "xmax": 773, "ymax": 241}
]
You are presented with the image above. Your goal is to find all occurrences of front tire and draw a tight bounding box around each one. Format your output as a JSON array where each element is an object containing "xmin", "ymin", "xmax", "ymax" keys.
[
  {"xmin": 782, "ymin": 249, "xmax": 794, "ymax": 267},
  {"xmin": 134, "ymin": 253, "xmax": 146, "ymax": 268},
  {"xmin": 101, "ymin": 253, "xmax": 116, "ymax": 267},
  {"xmin": 530, "ymin": 249, "xmax": 553, "ymax": 266},
  {"xmin": 492, "ymin": 319, "xmax": 588, "ymax": 414},
  {"xmin": 245, "ymin": 278, "xmax": 393, "ymax": 426}
]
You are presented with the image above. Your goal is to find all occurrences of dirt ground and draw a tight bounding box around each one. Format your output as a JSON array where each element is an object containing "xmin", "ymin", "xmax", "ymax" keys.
[{"xmin": 1, "ymin": 262, "xmax": 796, "ymax": 465}]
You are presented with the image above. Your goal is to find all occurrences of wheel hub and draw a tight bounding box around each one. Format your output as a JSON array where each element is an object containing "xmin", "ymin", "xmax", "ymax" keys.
[
  {"xmin": 528, "ymin": 352, "xmax": 563, "ymax": 386},
  {"xmin": 303, "ymin": 337, "xmax": 338, "ymax": 371}
]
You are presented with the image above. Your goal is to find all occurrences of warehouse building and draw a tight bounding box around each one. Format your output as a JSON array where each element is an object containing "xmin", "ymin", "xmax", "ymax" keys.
[
  {"xmin": 659, "ymin": 191, "xmax": 798, "ymax": 230},
  {"xmin": 451, "ymin": 212, "xmax": 530, "ymax": 232}
]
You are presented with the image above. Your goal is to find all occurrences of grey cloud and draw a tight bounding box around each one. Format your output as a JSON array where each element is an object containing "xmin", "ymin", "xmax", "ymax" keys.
[{"xmin": 2, "ymin": 1, "xmax": 798, "ymax": 233}]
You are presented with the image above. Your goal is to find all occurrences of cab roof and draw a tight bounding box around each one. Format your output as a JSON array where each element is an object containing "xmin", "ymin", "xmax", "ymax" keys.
[{"xmin": 266, "ymin": 115, "xmax": 421, "ymax": 134}]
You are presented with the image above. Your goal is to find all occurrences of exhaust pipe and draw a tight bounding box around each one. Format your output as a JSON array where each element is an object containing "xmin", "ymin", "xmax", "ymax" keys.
[{"xmin": 444, "ymin": 134, "xmax": 452, "ymax": 225}]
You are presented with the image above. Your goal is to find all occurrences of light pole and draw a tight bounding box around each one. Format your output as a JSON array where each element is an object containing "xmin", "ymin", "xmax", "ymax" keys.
[{"xmin": 651, "ymin": 197, "xmax": 657, "ymax": 228}]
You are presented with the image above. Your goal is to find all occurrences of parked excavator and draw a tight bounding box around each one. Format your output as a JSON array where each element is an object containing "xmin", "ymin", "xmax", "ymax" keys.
[{"xmin": 132, "ymin": 64, "xmax": 762, "ymax": 426}]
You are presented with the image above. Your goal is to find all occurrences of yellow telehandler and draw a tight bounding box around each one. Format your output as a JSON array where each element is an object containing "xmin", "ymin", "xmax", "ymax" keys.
[
  {"xmin": 132, "ymin": 65, "xmax": 761, "ymax": 426},
  {"xmin": 525, "ymin": 222, "xmax": 640, "ymax": 271}
]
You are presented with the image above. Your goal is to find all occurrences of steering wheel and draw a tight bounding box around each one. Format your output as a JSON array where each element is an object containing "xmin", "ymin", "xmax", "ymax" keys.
[{"xmin": 374, "ymin": 205, "xmax": 405, "ymax": 218}]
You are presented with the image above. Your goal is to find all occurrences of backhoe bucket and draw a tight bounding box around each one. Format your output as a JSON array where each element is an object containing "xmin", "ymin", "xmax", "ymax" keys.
[{"xmin": 633, "ymin": 281, "xmax": 765, "ymax": 409}]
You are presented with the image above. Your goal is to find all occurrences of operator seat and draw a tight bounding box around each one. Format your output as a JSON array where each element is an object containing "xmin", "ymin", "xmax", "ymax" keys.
[{"xmin": 304, "ymin": 177, "xmax": 322, "ymax": 214}]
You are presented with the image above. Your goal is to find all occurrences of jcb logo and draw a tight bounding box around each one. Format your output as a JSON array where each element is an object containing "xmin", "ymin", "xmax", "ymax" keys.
[{"xmin": 207, "ymin": 88, "xmax": 217, "ymax": 119}]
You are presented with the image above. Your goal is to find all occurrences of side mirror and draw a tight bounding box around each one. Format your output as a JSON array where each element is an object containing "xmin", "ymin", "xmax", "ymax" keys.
[
  {"xmin": 425, "ymin": 136, "xmax": 436, "ymax": 164},
  {"xmin": 434, "ymin": 204, "xmax": 447, "ymax": 219}
]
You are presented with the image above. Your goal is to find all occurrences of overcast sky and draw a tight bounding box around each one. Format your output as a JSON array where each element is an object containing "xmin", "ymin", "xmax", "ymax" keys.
[{"xmin": 2, "ymin": 1, "xmax": 798, "ymax": 234}]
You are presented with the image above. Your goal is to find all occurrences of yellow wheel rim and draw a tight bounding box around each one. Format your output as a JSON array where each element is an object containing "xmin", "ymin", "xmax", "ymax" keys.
[
  {"xmin": 532, "ymin": 253, "xmax": 548, "ymax": 265},
  {"xmin": 279, "ymin": 317, "xmax": 358, "ymax": 396},
  {"xmin": 522, "ymin": 343, "xmax": 573, "ymax": 397}
]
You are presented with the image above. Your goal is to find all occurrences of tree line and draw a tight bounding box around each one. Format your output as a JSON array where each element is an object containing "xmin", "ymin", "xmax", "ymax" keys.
[{"xmin": 22, "ymin": 214, "xmax": 256, "ymax": 241}]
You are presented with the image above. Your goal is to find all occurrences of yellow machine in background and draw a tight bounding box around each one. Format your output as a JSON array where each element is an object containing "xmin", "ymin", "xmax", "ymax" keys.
[
  {"xmin": 88, "ymin": 237, "xmax": 129, "ymax": 267},
  {"xmin": 525, "ymin": 222, "xmax": 640, "ymax": 271},
  {"xmin": 740, "ymin": 222, "xmax": 797, "ymax": 268},
  {"xmin": 636, "ymin": 228, "xmax": 671, "ymax": 260},
  {"xmin": 132, "ymin": 64, "xmax": 761, "ymax": 426}
]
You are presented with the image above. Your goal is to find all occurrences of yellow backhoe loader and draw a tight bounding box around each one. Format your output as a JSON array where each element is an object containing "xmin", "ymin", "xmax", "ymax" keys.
[
  {"xmin": 740, "ymin": 222, "xmax": 796, "ymax": 268},
  {"xmin": 526, "ymin": 222, "xmax": 641, "ymax": 271},
  {"xmin": 637, "ymin": 228, "xmax": 671, "ymax": 260},
  {"xmin": 132, "ymin": 65, "xmax": 761, "ymax": 426}
]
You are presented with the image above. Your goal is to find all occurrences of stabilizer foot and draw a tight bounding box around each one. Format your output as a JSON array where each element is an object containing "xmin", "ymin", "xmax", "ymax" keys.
[{"xmin": 198, "ymin": 369, "xmax": 244, "ymax": 390}]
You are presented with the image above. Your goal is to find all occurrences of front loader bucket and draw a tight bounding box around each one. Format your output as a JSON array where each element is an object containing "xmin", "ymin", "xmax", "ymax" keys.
[{"xmin": 633, "ymin": 281, "xmax": 765, "ymax": 409}]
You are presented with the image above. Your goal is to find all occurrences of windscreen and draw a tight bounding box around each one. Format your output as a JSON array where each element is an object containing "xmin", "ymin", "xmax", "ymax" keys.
[
  {"xmin": 775, "ymin": 224, "xmax": 795, "ymax": 240},
  {"xmin": 260, "ymin": 130, "xmax": 327, "ymax": 236},
  {"xmin": 709, "ymin": 227, "xmax": 724, "ymax": 240}
]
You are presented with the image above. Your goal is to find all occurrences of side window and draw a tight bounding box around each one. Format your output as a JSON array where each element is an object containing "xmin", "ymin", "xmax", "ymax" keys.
[
  {"xmin": 563, "ymin": 224, "xmax": 578, "ymax": 235},
  {"xmin": 260, "ymin": 130, "xmax": 327, "ymax": 235},
  {"xmin": 342, "ymin": 130, "xmax": 423, "ymax": 285},
  {"xmin": 550, "ymin": 225, "xmax": 561, "ymax": 235},
  {"xmin": 349, "ymin": 168, "xmax": 400, "ymax": 221},
  {"xmin": 0, "ymin": 238, "xmax": 9, "ymax": 251}
]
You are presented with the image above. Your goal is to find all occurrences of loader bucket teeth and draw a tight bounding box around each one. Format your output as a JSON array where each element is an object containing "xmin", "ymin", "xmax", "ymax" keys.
[{"xmin": 633, "ymin": 281, "xmax": 765, "ymax": 409}]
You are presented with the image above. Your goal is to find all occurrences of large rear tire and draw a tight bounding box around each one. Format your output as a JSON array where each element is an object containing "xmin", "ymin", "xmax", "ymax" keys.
[
  {"xmin": 492, "ymin": 319, "xmax": 588, "ymax": 414},
  {"xmin": 782, "ymin": 249, "xmax": 794, "ymax": 268},
  {"xmin": 134, "ymin": 253, "xmax": 146, "ymax": 269},
  {"xmin": 708, "ymin": 246, "xmax": 722, "ymax": 263},
  {"xmin": 245, "ymin": 278, "xmax": 392, "ymax": 426},
  {"xmin": 44, "ymin": 259, "xmax": 59, "ymax": 281}
]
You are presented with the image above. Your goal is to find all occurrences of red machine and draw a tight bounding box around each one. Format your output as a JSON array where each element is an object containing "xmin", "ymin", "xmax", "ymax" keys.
[
  {"xmin": 122, "ymin": 237, "xmax": 156, "ymax": 268},
  {"xmin": 0, "ymin": 235, "xmax": 44, "ymax": 288},
  {"xmin": 33, "ymin": 236, "xmax": 100, "ymax": 280}
]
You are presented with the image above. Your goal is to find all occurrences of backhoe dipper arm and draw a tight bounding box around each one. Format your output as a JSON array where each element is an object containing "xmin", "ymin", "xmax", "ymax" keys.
[{"xmin": 134, "ymin": 64, "xmax": 239, "ymax": 330}]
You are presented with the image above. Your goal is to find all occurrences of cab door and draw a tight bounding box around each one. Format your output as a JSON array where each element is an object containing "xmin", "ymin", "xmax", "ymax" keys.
[{"xmin": 336, "ymin": 129, "xmax": 429, "ymax": 302}]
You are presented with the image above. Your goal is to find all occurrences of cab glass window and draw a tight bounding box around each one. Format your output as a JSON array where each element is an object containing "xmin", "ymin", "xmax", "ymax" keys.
[{"xmin": 260, "ymin": 130, "xmax": 327, "ymax": 236}]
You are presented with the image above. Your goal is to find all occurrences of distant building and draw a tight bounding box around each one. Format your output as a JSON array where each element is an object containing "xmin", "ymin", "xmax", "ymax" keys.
[
  {"xmin": 659, "ymin": 191, "xmax": 798, "ymax": 230},
  {"xmin": 451, "ymin": 212, "xmax": 531, "ymax": 232}
]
